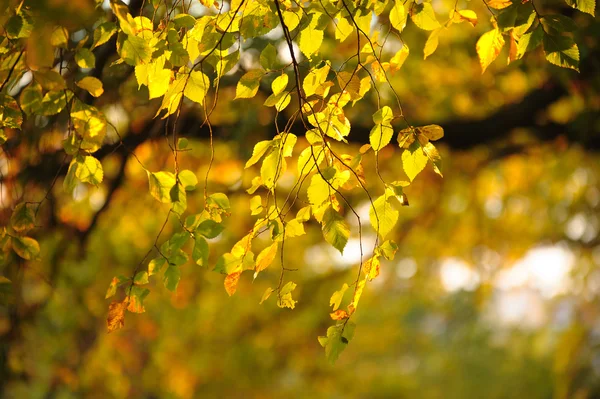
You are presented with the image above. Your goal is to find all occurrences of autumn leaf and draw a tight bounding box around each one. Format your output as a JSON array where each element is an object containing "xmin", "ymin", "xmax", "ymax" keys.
[
  {"xmin": 330, "ymin": 309, "xmax": 350, "ymax": 320},
  {"xmin": 225, "ymin": 271, "xmax": 242, "ymax": 296},
  {"xmin": 476, "ymin": 28, "xmax": 505, "ymax": 73},
  {"xmin": 107, "ymin": 300, "xmax": 128, "ymax": 333}
]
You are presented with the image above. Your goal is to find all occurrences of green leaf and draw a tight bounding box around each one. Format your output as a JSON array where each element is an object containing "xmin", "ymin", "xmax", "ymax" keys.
[
  {"xmin": 192, "ymin": 235, "xmax": 209, "ymax": 266},
  {"xmin": 235, "ymin": 70, "xmax": 263, "ymax": 99},
  {"xmin": 410, "ymin": 3, "xmax": 441, "ymax": 31},
  {"xmin": 322, "ymin": 207, "xmax": 350, "ymax": 254},
  {"xmin": 163, "ymin": 265, "xmax": 181, "ymax": 292},
  {"xmin": 148, "ymin": 257, "xmax": 166, "ymax": 276},
  {"xmin": 11, "ymin": 236, "xmax": 40, "ymax": 260},
  {"xmin": 476, "ymin": 28, "xmax": 505, "ymax": 73},
  {"xmin": 75, "ymin": 48, "xmax": 95, "ymax": 68},
  {"xmin": 184, "ymin": 70, "xmax": 210, "ymax": 104},
  {"xmin": 134, "ymin": 271, "xmax": 149, "ymax": 285},
  {"xmin": 402, "ymin": 143, "xmax": 429, "ymax": 181},
  {"xmin": 369, "ymin": 124, "xmax": 394, "ymax": 152},
  {"xmin": 10, "ymin": 203, "xmax": 36, "ymax": 233},
  {"xmin": 369, "ymin": 191, "xmax": 399, "ymax": 240},
  {"xmin": 148, "ymin": 171, "xmax": 176, "ymax": 203},
  {"xmin": 76, "ymin": 76, "xmax": 104, "ymax": 97},
  {"xmin": 543, "ymin": 34, "xmax": 580, "ymax": 71},
  {"xmin": 260, "ymin": 43, "xmax": 278, "ymax": 69},
  {"xmin": 196, "ymin": 219, "xmax": 224, "ymax": 239},
  {"xmin": 127, "ymin": 285, "xmax": 150, "ymax": 313},
  {"xmin": 540, "ymin": 15, "xmax": 577, "ymax": 36},
  {"xmin": 318, "ymin": 322, "xmax": 356, "ymax": 364}
]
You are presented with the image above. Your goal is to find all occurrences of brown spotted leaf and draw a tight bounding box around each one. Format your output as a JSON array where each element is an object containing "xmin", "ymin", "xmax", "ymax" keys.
[
  {"xmin": 225, "ymin": 271, "xmax": 241, "ymax": 296},
  {"xmin": 330, "ymin": 309, "xmax": 350, "ymax": 320},
  {"xmin": 107, "ymin": 300, "xmax": 127, "ymax": 333}
]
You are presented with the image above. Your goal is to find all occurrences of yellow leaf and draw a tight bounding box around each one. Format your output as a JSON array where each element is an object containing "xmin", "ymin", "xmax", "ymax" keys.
[
  {"xmin": 260, "ymin": 287, "xmax": 274, "ymax": 304},
  {"xmin": 453, "ymin": 9, "xmax": 478, "ymax": 26},
  {"xmin": 329, "ymin": 283, "xmax": 349, "ymax": 310},
  {"xmin": 424, "ymin": 29, "xmax": 441, "ymax": 60},
  {"xmin": 402, "ymin": 144, "xmax": 428, "ymax": 181},
  {"xmin": 390, "ymin": 1, "xmax": 407, "ymax": 32},
  {"xmin": 271, "ymin": 73, "xmax": 288, "ymax": 96},
  {"xmin": 298, "ymin": 13, "xmax": 324, "ymax": 58},
  {"xmin": 486, "ymin": 0, "xmax": 513, "ymax": 10},
  {"xmin": 184, "ymin": 70, "xmax": 210, "ymax": 104},
  {"xmin": 255, "ymin": 242, "xmax": 278, "ymax": 276},
  {"xmin": 76, "ymin": 76, "xmax": 104, "ymax": 97},
  {"xmin": 235, "ymin": 70, "xmax": 263, "ymax": 99},
  {"xmin": 348, "ymin": 278, "xmax": 366, "ymax": 315},
  {"xmin": 476, "ymin": 28, "xmax": 505, "ymax": 73},
  {"xmin": 389, "ymin": 45, "xmax": 409, "ymax": 73}
]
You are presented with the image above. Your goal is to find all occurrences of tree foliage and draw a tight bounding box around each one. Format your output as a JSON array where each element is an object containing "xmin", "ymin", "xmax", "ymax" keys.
[{"xmin": 0, "ymin": 0, "xmax": 596, "ymax": 364}]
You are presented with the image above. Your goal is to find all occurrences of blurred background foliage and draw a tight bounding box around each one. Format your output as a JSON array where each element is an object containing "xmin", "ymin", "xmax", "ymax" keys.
[{"xmin": 1, "ymin": 0, "xmax": 600, "ymax": 397}]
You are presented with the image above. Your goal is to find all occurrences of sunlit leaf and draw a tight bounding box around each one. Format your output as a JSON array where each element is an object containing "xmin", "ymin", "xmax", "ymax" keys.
[
  {"xmin": 322, "ymin": 207, "xmax": 350, "ymax": 254},
  {"xmin": 476, "ymin": 28, "xmax": 505, "ymax": 73}
]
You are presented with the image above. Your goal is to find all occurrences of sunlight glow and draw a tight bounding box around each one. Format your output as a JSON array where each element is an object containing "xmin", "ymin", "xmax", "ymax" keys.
[
  {"xmin": 439, "ymin": 258, "xmax": 480, "ymax": 292},
  {"xmin": 495, "ymin": 245, "xmax": 574, "ymax": 298}
]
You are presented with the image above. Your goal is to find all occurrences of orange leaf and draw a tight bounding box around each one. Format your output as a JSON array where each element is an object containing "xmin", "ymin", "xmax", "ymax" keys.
[
  {"xmin": 224, "ymin": 271, "xmax": 241, "ymax": 296},
  {"xmin": 107, "ymin": 300, "xmax": 127, "ymax": 333},
  {"xmin": 330, "ymin": 309, "xmax": 350, "ymax": 320}
]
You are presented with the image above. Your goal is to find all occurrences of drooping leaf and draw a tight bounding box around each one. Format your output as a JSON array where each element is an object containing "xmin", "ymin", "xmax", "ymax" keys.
[
  {"xmin": 147, "ymin": 171, "xmax": 176, "ymax": 203},
  {"xmin": 184, "ymin": 70, "xmax": 210, "ymax": 104},
  {"xmin": 369, "ymin": 192, "xmax": 399, "ymax": 240},
  {"xmin": 410, "ymin": 3, "xmax": 441, "ymax": 31},
  {"xmin": 330, "ymin": 283, "xmax": 349, "ymax": 311},
  {"xmin": 476, "ymin": 28, "xmax": 505, "ymax": 73},
  {"xmin": 402, "ymin": 144, "xmax": 429, "ymax": 181},
  {"xmin": 277, "ymin": 281, "xmax": 297, "ymax": 309},
  {"xmin": 235, "ymin": 70, "xmax": 263, "ymax": 99},
  {"xmin": 107, "ymin": 300, "xmax": 127, "ymax": 333},
  {"xmin": 543, "ymin": 33, "xmax": 580, "ymax": 72},
  {"xmin": 10, "ymin": 203, "xmax": 36, "ymax": 233},
  {"xmin": 322, "ymin": 207, "xmax": 350, "ymax": 254},
  {"xmin": 318, "ymin": 322, "xmax": 356, "ymax": 364}
]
